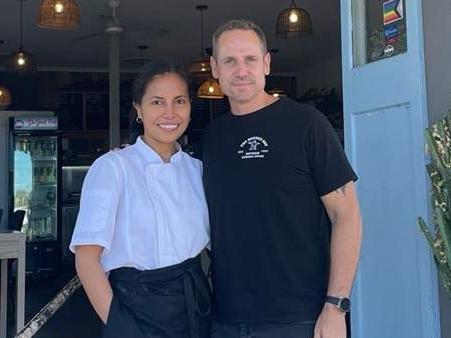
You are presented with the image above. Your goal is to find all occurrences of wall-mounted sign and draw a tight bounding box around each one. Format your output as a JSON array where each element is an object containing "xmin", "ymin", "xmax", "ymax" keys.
[{"xmin": 14, "ymin": 117, "xmax": 58, "ymax": 130}]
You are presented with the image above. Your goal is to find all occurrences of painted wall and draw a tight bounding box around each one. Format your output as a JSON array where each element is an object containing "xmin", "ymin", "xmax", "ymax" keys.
[
  {"xmin": 423, "ymin": 0, "xmax": 451, "ymax": 125},
  {"xmin": 422, "ymin": 0, "xmax": 451, "ymax": 336},
  {"xmin": 296, "ymin": 56, "xmax": 343, "ymax": 98}
]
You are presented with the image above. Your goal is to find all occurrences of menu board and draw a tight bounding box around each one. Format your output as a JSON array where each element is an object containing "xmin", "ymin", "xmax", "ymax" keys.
[
  {"xmin": 85, "ymin": 93, "xmax": 109, "ymax": 130},
  {"xmin": 56, "ymin": 91, "xmax": 131, "ymax": 131},
  {"xmin": 56, "ymin": 92, "xmax": 83, "ymax": 130}
]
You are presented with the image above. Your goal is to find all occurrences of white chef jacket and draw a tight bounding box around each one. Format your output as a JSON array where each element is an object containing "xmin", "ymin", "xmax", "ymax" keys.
[{"xmin": 69, "ymin": 137, "xmax": 210, "ymax": 272}]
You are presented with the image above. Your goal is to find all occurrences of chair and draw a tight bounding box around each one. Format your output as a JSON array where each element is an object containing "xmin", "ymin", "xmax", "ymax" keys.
[
  {"xmin": 7, "ymin": 210, "xmax": 26, "ymax": 315},
  {"xmin": 9, "ymin": 210, "xmax": 26, "ymax": 232}
]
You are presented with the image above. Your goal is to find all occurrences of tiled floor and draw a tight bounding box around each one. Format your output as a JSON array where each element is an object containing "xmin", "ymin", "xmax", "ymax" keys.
[{"xmin": 6, "ymin": 265, "xmax": 102, "ymax": 338}]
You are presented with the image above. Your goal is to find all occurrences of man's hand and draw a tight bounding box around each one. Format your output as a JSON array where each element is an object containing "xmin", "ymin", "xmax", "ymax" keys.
[{"xmin": 313, "ymin": 303, "xmax": 346, "ymax": 338}]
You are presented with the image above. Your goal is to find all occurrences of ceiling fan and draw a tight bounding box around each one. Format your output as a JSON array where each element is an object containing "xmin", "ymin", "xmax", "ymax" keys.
[
  {"xmin": 72, "ymin": 0, "xmax": 124, "ymax": 148},
  {"xmin": 122, "ymin": 45, "xmax": 153, "ymax": 67},
  {"xmin": 73, "ymin": 0, "xmax": 123, "ymax": 42}
]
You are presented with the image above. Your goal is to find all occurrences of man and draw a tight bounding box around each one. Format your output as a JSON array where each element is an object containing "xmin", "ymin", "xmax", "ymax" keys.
[{"xmin": 202, "ymin": 19, "xmax": 362, "ymax": 338}]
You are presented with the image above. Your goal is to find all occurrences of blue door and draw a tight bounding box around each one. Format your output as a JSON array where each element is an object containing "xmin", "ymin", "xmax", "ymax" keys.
[{"xmin": 340, "ymin": 0, "xmax": 441, "ymax": 337}]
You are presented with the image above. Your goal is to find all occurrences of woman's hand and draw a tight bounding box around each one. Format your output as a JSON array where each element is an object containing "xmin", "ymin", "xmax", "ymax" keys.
[{"xmin": 75, "ymin": 245, "xmax": 114, "ymax": 323}]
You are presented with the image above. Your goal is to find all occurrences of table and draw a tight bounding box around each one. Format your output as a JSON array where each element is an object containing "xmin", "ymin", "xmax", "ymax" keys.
[{"xmin": 0, "ymin": 230, "xmax": 25, "ymax": 338}]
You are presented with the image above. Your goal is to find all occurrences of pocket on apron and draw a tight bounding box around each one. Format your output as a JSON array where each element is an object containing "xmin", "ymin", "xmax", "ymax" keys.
[
  {"xmin": 103, "ymin": 295, "xmax": 118, "ymax": 338},
  {"xmin": 103, "ymin": 294, "xmax": 147, "ymax": 338}
]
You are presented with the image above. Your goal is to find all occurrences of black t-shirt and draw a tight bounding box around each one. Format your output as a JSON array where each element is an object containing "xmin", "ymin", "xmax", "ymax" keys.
[{"xmin": 202, "ymin": 97, "xmax": 357, "ymax": 323}]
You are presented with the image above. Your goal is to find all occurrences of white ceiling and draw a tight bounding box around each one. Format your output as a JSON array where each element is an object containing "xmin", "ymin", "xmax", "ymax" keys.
[{"xmin": 0, "ymin": 0, "xmax": 341, "ymax": 73}]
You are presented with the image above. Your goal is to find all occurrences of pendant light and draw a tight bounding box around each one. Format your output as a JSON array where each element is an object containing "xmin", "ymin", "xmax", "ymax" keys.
[
  {"xmin": 0, "ymin": 86, "xmax": 12, "ymax": 107},
  {"xmin": 266, "ymin": 48, "xmax": 286, "ymax": 98},
  {"xmin": 197, "ymin": 78, "xmax": 223, "ymax": 99},
  {"xmin": 36, "ymin": 0, "xmax": 80, "ymax": 30},
  {"xmin": 268, "ymin": 89, "xmax": 287, "ymax": 98},
  {"xmin": 9, "ymin": 0, "xmax": 37, "ymax": 73},
  {"xmin": 190, "ymin": 5, "xmax": 223, "ymax": 99},
  {"xmin": 189, "ymin": 5, "xmax": 212, "ymax": 77},
  {"xmin": 276, "ymin": 0, "xmax": 313, "ymax": 38}
]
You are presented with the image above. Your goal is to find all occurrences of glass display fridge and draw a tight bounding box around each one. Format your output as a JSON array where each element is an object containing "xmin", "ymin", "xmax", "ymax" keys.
[{"xmin": 9, "ymin": 116, "xmax": 61, "ymax": 274}]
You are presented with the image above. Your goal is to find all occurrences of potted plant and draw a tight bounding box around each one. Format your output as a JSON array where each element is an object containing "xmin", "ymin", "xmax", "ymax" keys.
[{"xmin": 418, "ymin": 110, "xmax": 451, "ymax": 298}]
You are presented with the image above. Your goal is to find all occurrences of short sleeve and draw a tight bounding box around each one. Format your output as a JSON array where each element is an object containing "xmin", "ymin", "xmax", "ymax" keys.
[
  {"xmin": 305, "ymin": 110, "xmax": 358, "ymax": 196},
  {"xmin": 69, "ymin": 155, "xmax": 121, "ymax": 253}
]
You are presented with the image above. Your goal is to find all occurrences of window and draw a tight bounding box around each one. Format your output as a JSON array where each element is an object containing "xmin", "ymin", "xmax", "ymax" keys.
[{"xmin": 353, "ymin": 0, "xmax": 407, "ymax": 66}]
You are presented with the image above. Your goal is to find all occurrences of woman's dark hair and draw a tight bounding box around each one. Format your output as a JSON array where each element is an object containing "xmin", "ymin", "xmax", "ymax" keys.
[{"xmin": 129, "ymin": 58, "xmax": 189, "ymax": 143}]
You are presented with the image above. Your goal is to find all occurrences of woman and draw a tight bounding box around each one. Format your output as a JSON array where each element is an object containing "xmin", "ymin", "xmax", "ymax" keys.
[{"xmin": 70, "ymin": 59, "xmax": 210, "ymax": 338}]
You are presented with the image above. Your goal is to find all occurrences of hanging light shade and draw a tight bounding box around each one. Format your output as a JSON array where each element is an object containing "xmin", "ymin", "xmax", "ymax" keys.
[
  {"xmin": 189, "ymin": 5, "xmax": 212, "ymax": 78},
  {"xmin": 276, "ymin": 0, "xmax": 313, "ymax": 38},
  {"xmin": 36, "ymin": 0, "xmax": 80, "ymax": 30},
  {"xmin": 8, "ymin": 0, "xmax": 37, "ymax": 73},
  {"xmin": 9, "ymin": 49, "xmax": 36, "ymax": 73},
  {"xmin": 189, "ymin": 57, "xmax": 212, "ymax": 77},
  {"xmin": 197, "ymin": 78, "xmax": 224, "ymax": 99},
  {"xmin": 268, "ymin": 88, "xmax": 287, "ymax": 98},
  {"xmin": 0, "ymin": 86, "xmax": 12, "ymax": 107}
]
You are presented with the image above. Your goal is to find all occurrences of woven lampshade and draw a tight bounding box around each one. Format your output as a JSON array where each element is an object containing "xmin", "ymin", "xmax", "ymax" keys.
[
  {"xmin": 197, "ymin": 78, "xmax": 224, "ymax": 99},
  {"xmin": 188, "ymin": 57, "xmax": 212, "ymax": 77},
  {"xmin": 276, "ymin": 0, "xmax": 312, "ymax": 38},
  {"xmin": 268, "ymin": 88, "xmax": 287, "ymax": 98},
  {"xmin": 8, "ymin": 49, "xmax": 37, "ymax": 73},
  {"xmin": 0, "ymin": 86, "xmax": 12, "ymax": 106},
  {"xmin": 37, "ymin": 0, "xmax": 80, "ymax": 30},
  {"xmin": 189, "ymin": 5, "xmax": 213, "ymax": 78},
  {"xmin": 9, "ymin": 0, "xmax": 37, "ymax": 73}
]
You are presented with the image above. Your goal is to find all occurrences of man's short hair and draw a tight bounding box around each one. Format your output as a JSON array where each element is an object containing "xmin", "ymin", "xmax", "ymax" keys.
[{"xmin": 212, "ymin": 19, "xmax": 268, "ymax": 58}]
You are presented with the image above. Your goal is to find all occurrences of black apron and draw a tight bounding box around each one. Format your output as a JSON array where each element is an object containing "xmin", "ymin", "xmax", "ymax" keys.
[{"xmin": 103, "ymin": 255, "xmax": 211, "ymax": 338}]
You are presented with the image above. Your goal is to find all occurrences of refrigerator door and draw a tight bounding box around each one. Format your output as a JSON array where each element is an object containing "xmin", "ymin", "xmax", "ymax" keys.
[{"xmin": 13, "ymin": 135, "xmax": 58, "ymax": 242}]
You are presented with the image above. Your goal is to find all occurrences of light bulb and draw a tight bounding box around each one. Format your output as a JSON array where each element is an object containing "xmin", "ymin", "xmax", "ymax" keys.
[
  {"xmin": 289, "ymin": 12, "xmax": 299, "ymax": 23},
  {"xmin": 208, "ymin": 86, "xmax": 214, "ymax": 93},
  {"xmin": 272, "ymin": 93, "xmax": 280, "ymax": 98},
  {"xmin": 0, "ymin": 90, "xmax": 3, "ymax": 97},
  {"xmin": 17, "ymin": 55, "xmax": 26, "ymax": 66},
  {"xmin": 55, "ymin": 2, "xmax": 64, "ymax": 13}
]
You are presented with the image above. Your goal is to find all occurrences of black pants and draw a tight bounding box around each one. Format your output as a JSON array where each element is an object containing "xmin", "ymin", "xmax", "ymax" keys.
[
  {"xmin": 210, "ymin": 320, "xmax": 316, "ymax": 338},
  {"xmin": 103, "ymin": 255, "xmax": 211, "ymax": 338}
]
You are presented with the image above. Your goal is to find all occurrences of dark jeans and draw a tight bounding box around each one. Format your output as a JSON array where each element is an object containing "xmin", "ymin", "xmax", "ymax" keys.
[{"xmin": 210, "ymin": 320, "xmax": 316, "ymax": 338}]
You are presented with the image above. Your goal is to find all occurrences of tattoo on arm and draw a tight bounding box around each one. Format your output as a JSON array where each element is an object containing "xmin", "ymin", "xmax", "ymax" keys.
[{"xmin": 334, "ymin": 185, "xmax": 347, "ymax": 196}]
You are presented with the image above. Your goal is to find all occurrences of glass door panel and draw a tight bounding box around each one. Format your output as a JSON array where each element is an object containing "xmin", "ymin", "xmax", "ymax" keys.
[{"xmin": 14, "ymin": 136, "xmax": 58, "ymax": 241}]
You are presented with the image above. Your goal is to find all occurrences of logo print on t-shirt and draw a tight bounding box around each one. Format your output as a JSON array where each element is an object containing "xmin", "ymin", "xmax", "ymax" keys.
[{"xmin": 237, "ymin": 136, "xmax": 270, "ymax": 159}]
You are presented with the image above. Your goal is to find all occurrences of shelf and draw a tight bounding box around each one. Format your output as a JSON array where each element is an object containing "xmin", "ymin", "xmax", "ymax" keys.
[
  {"xmin": 30, "ymin": 205, "xmax": 56, "ymax": 211},
  {"xmin": 27, "ymin": 237, "xmax": 57, "ymax": 243},
  {"xmin": 32, "ymin": 157, "xmax": 57, "ymax": 161}
]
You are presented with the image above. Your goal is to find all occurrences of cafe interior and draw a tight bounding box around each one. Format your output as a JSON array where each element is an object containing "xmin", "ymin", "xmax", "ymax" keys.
[{"xmin": 0, "ymin": 0, "xmax": 344, "ymax": 337}]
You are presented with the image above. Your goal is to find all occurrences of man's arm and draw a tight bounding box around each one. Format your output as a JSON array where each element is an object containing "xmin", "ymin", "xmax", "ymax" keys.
[{"xmin": 314, "ymin": 180, "xmax": 362, "ymax": 338}]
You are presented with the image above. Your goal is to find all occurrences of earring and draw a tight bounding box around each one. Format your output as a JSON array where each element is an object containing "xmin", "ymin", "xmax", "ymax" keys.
[{"xmin": 136, "ymin": 117, "xmax": 142, "ymax": 123}]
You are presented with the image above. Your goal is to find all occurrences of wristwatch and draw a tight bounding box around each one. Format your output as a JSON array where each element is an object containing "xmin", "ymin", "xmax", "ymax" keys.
[{"xmin": 325, "ymin": 296, "xmax": 351, "ymax": 313}]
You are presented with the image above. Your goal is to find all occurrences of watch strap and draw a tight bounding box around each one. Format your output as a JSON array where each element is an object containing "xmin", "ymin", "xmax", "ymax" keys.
[{"xmin": 325, "ymin": 296, "xmax": 350, "ymax": 313}]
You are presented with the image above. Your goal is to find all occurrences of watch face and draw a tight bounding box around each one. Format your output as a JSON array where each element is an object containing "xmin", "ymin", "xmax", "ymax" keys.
[{"xmin": 339, "ymin": 298, "xmax": 351, "ymax": 312}]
